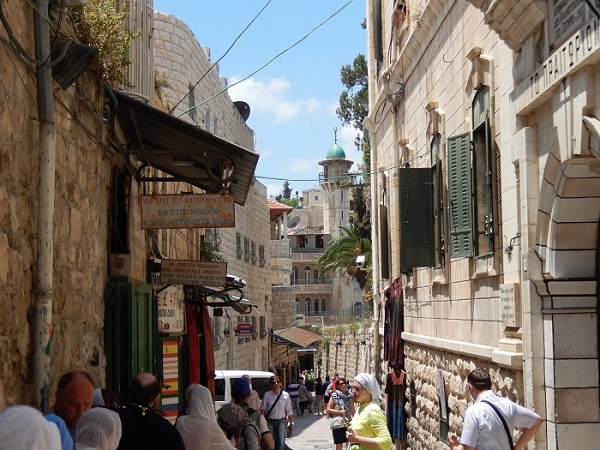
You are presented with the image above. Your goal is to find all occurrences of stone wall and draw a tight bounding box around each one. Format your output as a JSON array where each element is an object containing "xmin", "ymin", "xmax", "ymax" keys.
[
  {"xmin": 0, "ymin": 0, "xmax": 111, "ymax": 405},
  {"xmin": 319, "ymin": 329, "xmax": 370, "ymax": 381},
  {"xmin": 404, "ymin": 343, "xmax": 522, "ymax": 450}
]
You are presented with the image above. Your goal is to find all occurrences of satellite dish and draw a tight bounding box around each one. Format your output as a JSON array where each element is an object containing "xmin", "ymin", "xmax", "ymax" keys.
[{"xmin": 234, "ymin": 101, "xmax": 251, "ymax": 122}]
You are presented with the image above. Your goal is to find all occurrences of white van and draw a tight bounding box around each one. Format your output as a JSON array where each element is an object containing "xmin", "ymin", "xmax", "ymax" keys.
[{"xmin": 214, "ymin": 369, "xmax": 275, "ymax": 410}]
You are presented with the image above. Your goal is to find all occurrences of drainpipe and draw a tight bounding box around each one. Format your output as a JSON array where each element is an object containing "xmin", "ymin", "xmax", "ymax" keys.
[{"xmin": 32, "ymin": 0, "xmax": 56, "ymax": 411}]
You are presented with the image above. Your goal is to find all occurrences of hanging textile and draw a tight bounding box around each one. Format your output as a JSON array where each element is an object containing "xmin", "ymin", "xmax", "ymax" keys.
[
  {"xmin": 385, "ymin": 368, "xmax": 407, "ymax": 440},
  {"xmin": 185, "ymin": 304, "xmax": 216, "ymax": 396},
  {"xmin": 383, "ymin": 278, "xmax": 404, "ymax": 367}
]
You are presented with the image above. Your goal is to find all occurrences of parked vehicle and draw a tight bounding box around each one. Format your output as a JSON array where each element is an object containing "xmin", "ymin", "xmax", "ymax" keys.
[{"xmin": 214, "ymin": 369, "xmax": 274, "ymax": 410}]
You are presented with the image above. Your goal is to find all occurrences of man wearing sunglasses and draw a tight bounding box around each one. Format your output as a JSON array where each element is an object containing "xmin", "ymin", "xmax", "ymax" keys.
[{"xmin": 260, "ymin": 376, "xmax": 293, "ymax": 450}]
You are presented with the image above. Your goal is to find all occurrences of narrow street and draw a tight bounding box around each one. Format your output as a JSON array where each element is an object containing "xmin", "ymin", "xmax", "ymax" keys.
[{"xmin": 286, "ymin": 412, "xmax": 336, "ymax": 449}]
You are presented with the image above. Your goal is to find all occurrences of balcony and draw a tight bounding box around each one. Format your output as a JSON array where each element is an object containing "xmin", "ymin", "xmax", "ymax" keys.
[{"xmin": 292, "ymin": 278, "xmax": 334, "ymax": 285}]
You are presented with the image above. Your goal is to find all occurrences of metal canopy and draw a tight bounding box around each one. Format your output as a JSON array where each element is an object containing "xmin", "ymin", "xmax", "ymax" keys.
[
  {"xmin": 110, "ymin": 90, "xmax": 259, "ymax": 206},
  {"xmin": 272, "ymin": 327, "xmax": 322, "ymax": 348}
]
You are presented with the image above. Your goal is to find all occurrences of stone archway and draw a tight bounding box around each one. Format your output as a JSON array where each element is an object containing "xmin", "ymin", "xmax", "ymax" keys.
[{"xmin": 534, "ymin": 137, "xmax": 600, "ymax": 449}]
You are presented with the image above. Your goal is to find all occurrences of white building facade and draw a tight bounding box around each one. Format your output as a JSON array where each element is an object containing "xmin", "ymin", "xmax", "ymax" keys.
[{"xmin": 366, "ymin": 1, "xmax": 599, "ymax": 449}]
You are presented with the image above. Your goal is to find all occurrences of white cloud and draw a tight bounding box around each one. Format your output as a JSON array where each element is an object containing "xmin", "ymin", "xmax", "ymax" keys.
[{"xmin": 229, "ymin": 76, "xmax": 326, "ymax": 123}]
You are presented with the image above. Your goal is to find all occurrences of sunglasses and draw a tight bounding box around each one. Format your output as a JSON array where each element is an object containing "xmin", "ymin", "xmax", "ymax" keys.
[
  {"xmin": 338, "ymin": 382, "xmax": 346, "ymax": 385},
  {"xmin": 270, "ymin": 381, "xmax": 280, "ymax": 385}
]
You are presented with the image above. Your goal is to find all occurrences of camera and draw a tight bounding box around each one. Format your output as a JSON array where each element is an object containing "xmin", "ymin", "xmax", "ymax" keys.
[{"xmin": 355, "ymin": 255, "xmax": 366, "ymax": 268}]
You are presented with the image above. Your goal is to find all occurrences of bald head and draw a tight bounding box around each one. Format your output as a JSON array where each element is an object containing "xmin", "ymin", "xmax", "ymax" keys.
[
  {"xmin": 128, "ymin": 373, "xmax": 161, "ymax": 407},
  {"xmin": 54, "ymin": 370, "xmax": 94, "ymax": 430}
]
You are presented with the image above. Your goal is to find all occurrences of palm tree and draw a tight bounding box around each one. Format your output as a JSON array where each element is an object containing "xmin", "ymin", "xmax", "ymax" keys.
[{"xmin": 316, "ymin": 224, "xmax": 371, "ymax": 292}]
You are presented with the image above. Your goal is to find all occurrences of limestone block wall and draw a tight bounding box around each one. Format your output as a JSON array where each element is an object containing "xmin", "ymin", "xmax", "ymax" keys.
[
  {"xmin": 403, "ymin": 343, "xmax": 523, "ymax": 450},
  {"xmin": 320, "ymin": 330, "xmax": 370, "ymax": 380},
  {"xmin": 153, "ymin": 12, "xmax": 254, "ymax": 149},
  {"xmin": 0, "ymin": 0, "xmax": 111, "ymax": 404}
]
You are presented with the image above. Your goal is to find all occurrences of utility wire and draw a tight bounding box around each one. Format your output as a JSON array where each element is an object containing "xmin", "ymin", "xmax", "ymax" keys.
[
  {"xmin": 177, "ymin": 0, "xmax": 355, "ymax": 117},
  {"xmin": 169, "ymin": 0, "xmax": 274, "ymax": 114},
  {"xmin": 251, "ymin": 0, "xmax": 327, "ymax": 152}
]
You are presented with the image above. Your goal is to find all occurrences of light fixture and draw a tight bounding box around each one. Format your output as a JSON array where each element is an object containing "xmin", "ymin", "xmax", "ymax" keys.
[{"xmin": 51, "ymin": 40, "xmax": 98, "ymax": 90}]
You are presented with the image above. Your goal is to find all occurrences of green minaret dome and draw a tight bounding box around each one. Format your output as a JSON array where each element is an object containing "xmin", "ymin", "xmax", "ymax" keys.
[{"xmin": 326, "ymin": 143, "xmax": 346, "ymax": 159}]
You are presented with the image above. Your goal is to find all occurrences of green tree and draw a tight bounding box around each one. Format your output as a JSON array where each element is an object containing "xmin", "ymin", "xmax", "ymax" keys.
[{"xmin": 316, "ymin": 224, "xmax": 371, "ymax": 291}]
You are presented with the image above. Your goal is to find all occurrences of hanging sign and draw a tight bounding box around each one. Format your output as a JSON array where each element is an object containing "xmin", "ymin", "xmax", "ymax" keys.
[
  {"xmin": 157, "ymin": 285, "xmax": 184, "ymax": 333},
  {"xmin": 160, "ymin": 259, "xmax": 227, "ymax": 287},
  {"xmin": 141, "ymin": 193, "xmax": 235, "ymax": 229},
  {"xmin": 235, "ymin": 323, "xmax": 253, "ymax": 337}
]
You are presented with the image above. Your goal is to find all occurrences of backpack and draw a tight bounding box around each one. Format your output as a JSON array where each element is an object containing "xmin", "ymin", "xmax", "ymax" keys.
[
  {"xmin": 241, "ymin": 406, "xmax": 270, "ymax": 450},
  {"xmin": 236, "ymin": 422, "xmax": 261, "ymax": 450}
]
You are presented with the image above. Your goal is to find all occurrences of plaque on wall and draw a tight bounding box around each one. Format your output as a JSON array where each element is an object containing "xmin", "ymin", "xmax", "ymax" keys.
[{"xmin": 500, "ymin": 283, "xmax": 521, "ymax": 328}]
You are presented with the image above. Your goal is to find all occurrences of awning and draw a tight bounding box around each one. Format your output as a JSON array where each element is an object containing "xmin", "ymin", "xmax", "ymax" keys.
[
  {"xmin": 109, "ymin": 90, "xmax": 259, "ymax": 206},
  {"xmin": 190, "ymin": 285, "xmax": 257, "ymax": 315},
  {"xmin": 272, "ymin": 327, "xmax": 322, "ymax": 347}
]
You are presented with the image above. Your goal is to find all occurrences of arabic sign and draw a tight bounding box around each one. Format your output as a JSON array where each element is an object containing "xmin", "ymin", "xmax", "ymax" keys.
[
  {"xmin": 141, "ymin": 193, "xmax": 235, "ymax": 229},
  {"xmin": 160, "ymin": 259, "xmax": 227, "ymax": 287}
]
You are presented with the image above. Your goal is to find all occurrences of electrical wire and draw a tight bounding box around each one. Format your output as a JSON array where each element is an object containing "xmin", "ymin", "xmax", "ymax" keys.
[
  {"xmin": 250, "ymin": 0, "xmax": 327, "ymax": 152},
  {"xmin": 177, "ymin": 0, "xmax": 355, "ymax": 117},
  {"xmin": 168, "ymin": 0, "xmax": 274, "ymax": 114}
]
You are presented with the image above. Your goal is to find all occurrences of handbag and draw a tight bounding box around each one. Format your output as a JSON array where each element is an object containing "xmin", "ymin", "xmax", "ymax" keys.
[{"xmin": 329, "ymin": 414, "xmax": 347, "ymax": 429}]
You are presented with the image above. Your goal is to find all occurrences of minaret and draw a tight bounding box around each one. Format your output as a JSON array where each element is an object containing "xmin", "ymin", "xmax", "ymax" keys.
[{"xmin": 318, "ymin": 128, "xmax": 353, "ymax": 239}]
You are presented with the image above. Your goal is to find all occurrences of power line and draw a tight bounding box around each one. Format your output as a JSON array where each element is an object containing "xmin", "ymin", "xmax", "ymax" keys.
[
  {"xmin": 251, "ymin": 0, "xmax": 327, "ymax": 152},
  {"xmin": 169, "ymin": 0, "xmax": 274, "ymax": 114},
  {"xmin": 177, "ymin": 0, "xmax": 355, "ymax": 117}
]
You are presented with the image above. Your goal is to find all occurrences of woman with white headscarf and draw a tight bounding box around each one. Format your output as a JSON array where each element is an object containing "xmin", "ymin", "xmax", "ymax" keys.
[
  {"xmin": 75, "ymin": 407, "xmax": 122, "ymax": 450},
  {"xmin": 176, "ymin": 384, "xmax": 236, "ymax": 450},
  {"xmin": 0, "ymin": 405, "xmax": 62, "ymax": 450},
  {"xmin": 346, "ymin": 373, "xmax": 392, "ymax": 450}
]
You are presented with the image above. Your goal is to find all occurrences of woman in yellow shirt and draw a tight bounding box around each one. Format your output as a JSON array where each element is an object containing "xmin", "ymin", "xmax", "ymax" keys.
[{"xmin": 346, "ymin": 373, "xmax": 392, "ymax": 450}]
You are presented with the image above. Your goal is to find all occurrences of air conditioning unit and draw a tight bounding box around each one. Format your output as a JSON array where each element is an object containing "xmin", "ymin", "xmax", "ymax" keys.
[{"xmin": 109, "ymin": 253, "xmax": 132, "ymax": 277}]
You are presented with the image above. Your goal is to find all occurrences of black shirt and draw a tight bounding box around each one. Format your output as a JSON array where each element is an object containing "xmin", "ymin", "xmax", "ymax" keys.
[{"xmin": 115, "ymin": 405, "xmax": 186, "ymax": 450}]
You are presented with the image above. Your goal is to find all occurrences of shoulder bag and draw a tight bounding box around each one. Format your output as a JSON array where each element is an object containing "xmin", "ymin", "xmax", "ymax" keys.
[{"xmin": 481, "ymin": 399, "xmax": 514, "ymax": 450}]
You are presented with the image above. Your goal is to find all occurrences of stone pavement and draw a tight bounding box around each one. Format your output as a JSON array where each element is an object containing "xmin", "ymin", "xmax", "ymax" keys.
[{"xmin": 285, "ymin": 412, "xmax": 337, "ymax": 449}]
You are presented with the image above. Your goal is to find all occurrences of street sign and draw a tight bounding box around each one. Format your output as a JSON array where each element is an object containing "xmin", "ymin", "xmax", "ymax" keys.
[{"xmin": 235, "ymin": 323, "xmax": 253, "ymax": 337}]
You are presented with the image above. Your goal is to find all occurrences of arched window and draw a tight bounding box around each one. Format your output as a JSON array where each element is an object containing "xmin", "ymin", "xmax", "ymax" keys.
[
  {"xmin": 314, "ymin": 299, "xmax": 319, "ymax": 313},
  {"xmin": 295, "ymin": 298, "xmax": 300, "ymax": 313},
  {"xmin": 304, "ymin": 266, "xmax": 312, "ymax": 284},
  {"xmin": 321, "ymin": 299, "xmax": 326, "ymax": 312},
  {"xmin": 305, "ymin": 298, "xmax": 311, "ymax": 315},
  {"xmin": 292, "ymin": 267, "xmax": 299, "ymax": 285}
]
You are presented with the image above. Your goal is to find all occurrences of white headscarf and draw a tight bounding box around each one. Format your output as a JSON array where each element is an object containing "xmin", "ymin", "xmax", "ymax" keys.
[
  {"xmin": 176, "ymin": 385, "xmax": 236, "ymax": 450},
  {"xmin": 92, "ymin": 388, "xmax": 105, "ymax": 407},
  {"xmin": 0, "ymin": 405, "xmax": 62, "ymax": 450},
  {"xmin": 75, "ymin": 408, "xmax": 122, "ymax": 450},
  {"xmin": 353, "ymin": 373, "xmax": 383, "ymax": 405}
]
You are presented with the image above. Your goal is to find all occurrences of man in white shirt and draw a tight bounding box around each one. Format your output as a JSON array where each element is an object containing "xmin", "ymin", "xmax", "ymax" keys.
[
  {"xmin": 260, "ymin": 376, "xmax": 293, "ymax": 450},
  {"xmin": 450, "ymin": 368, "xmax": 543, "ymax": 450}
]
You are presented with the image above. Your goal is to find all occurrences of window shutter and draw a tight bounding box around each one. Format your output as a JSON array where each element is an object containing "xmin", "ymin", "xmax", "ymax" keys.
[
  {"xmin": 399, "ymin": 168, "xmax": 435, "ymax": 269},
  {"xmin": 379, "ymin": 204, "xmax": 390, "ymax": 279},
  {"xmin": 447, "ymin": 133, "xmax": 473, "ymax": 257}
]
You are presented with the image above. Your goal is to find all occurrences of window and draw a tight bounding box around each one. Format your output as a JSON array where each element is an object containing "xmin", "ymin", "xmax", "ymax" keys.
[
  {"xmin": 314, "ymin": 299, "xmax": 319, "ymax": 313},
  {"xmin": 295, "ymin": 298, "xmax": 301, "ymax": 313},
  {"xmin": 259, "ymin": 316, "xmax": 266, "ymax": 338},
  {"xmin": 251, "ymin": 316, "xmax": 257, "ymax": 340},
  {"xmin": 447, "ymin": 85, "xmax": 495, "ymax": 257},
  {"xmin": 304, "ymin": 298, "xmax": 311, "ymax": 316},
  {"xmin": 259, "ymin": 245, "xmax": 266, "ymax": 267},
  {"xmin": 316, "ymin": 235, "xmax": 324, "ymax": 249},
  {"xmin": 399, "ymin": 168, "xmax": 435, "ymax": 270},
  {"xmin": 251, "ymin": 241, "xmax": 257, "ymax": 265},
  {"xmin": 431, "ymin": 134, "xmax": 445, "ymax": 267},
  {"xmin": 321, "ymin": 299, "xmax": 326, "ymax": 313},
  {"xmin": 296, "ymin": 236, "xmax": 306, "ymax": 248},
  {"xmin": 304, "ymin": 266, "xmax": 312, "ymax": 284},
  {"xmin": 314, "ymin": 195, "xmax": 319, "ymax": 201},
  {"xmin": 244, "ymin": 237, "xmax": 250, "ymax": 262},
  {"xmin": 236, "ymin": 232, "xmax": 242, "ymax": 259}
]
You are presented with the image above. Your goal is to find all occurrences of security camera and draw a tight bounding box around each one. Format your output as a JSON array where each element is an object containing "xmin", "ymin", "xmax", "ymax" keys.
[{"xmin": 355, "ymin": 255, "xmax": 366, "ymax": 268}]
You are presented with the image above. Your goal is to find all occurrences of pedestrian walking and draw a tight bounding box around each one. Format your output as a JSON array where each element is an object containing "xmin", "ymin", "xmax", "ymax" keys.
[
  {"xmin": 286, "ymin": 379, "xmax": 300, "ymax": 417},
  {"xmin": 298, "ymin": 378, "xmax": 309, "ymax": 416},
  {"xmin": 314, "ymin": 377, "xmax": 325, "ymax": 416},
  {"xmin": 326, "ymin": 377, "xmax": 355, "ymax": 450},
  {"xmin": 346, "ymin": 373, "xmax": 392, "ymax": 450},
  {"xmin": 449, "ymin": 368, "xmax": 543, "ymax": 450},
  {"xmin": 260, "ymin": 375, "xmax": 293, "ymax": 450}
]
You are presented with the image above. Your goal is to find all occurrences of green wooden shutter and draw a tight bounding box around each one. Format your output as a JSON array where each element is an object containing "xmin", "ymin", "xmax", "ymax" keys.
[
  {"xmin": 105, "ymin": 279, "xmax": 157, "ymax": 402},
  {"xmin": 379, "ymin": 204, "xmax": 390, "ymax": 280},
  {"xmin": 399, "ymin": 168, "xmax": 435, "ymax": 269},
  {"xmin": 447, "ymin": 133, "xmax": 473, "ymax": 257}
]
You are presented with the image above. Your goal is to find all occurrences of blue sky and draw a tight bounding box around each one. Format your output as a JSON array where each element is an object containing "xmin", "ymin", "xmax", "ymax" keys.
[{"xmin": 153, "ymin": 0, "xmax": 366, "ymax": 198}]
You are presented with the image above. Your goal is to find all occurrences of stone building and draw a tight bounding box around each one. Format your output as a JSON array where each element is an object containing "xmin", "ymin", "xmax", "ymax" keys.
[
  {"xmin": 153, "ymin": 10, "xmax": 272, "ymax": 376},
  {"xmin": 365, "ymin": 0, "xmax": 599, "ymax": 449}
]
